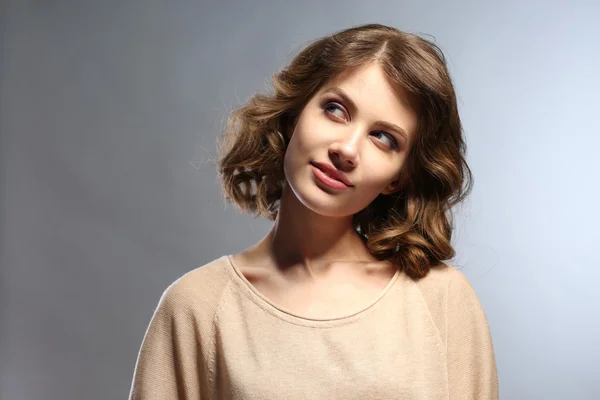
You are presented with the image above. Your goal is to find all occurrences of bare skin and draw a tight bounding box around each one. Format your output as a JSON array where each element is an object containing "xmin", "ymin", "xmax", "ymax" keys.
[
  {"xmin": 231, "ymin": 62, "xmax": 418, "ymax": 319},
  {"xmin": 231, "ymin": 184, "xmax": 398, "ymax": 319}
]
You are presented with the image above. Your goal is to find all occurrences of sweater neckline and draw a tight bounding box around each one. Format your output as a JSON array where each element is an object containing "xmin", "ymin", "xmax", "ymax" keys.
[{"xmin": 224, "ymin": 254, "xmax": 401, "ymax": 327}]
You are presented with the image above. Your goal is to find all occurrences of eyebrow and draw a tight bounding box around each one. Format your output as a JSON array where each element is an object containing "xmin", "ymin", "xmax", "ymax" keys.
[{"xmin": 322, "ymin": 87, "xmax": 410, "ymax": 145}]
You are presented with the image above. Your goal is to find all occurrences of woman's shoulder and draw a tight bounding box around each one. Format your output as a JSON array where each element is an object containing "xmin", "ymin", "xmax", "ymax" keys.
[
  {"xmin": 412, "ymin": 262, "xmax": 492, "ymax": 341},
  {"xmin": 413, "ymin": 262, "xmax": 489, "ymax": 314},
  {"xmin": 170, "ymin": 255, "xmax": 231, "ymax": 289},
  {"xmin": 154, "ymin": 255, "xmax": 233, "ymax": 318},
  {"xmin": 414, "ymin": 262, "xmax": 478, "ymax": 293}
]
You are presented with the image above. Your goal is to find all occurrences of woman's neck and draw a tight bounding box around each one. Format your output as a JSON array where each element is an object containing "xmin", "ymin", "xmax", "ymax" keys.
[{"xmin": 257, "ymin": 183, "xmax": 377, "ymax": 279}]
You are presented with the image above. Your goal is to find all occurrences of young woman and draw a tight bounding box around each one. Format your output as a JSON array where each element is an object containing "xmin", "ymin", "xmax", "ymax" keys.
[{"xmin": 130, "ymin": 23, "xmax": 499, "ymax": 399}]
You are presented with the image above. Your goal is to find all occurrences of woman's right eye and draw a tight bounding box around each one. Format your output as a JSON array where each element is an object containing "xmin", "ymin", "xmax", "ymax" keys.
[{"xmin": 324, "ymin": 102, "xmax": 346, "ymax": 120}]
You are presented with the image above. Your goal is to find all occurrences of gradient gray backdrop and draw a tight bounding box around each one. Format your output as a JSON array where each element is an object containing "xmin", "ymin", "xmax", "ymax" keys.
[{"xmin": 1, "ymin": 1, "xmax": 599, "ymax": 399}]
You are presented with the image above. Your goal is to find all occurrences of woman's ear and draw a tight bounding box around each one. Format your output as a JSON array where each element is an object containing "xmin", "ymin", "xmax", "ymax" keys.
[
  {"xmin": 381, "ymin": 168, "xmax": 409, "ymax": 195},
  {"xmin": 381, "ymin": 178, "xmax": 403, "ymax": 195}
]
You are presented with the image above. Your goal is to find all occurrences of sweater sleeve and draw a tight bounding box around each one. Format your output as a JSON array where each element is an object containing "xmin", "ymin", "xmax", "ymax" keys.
[
  {"xmin": 129, "ymin": 283, "xmax": 205, "ymax": 400},
  {"xmin": 446, "ymin": 268, "xmax": 499, "ymax": 399}
]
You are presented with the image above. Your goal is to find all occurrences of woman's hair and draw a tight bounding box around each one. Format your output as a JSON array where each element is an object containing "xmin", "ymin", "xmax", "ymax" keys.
[{"xmin": 216, "ymin": 23, "xmax": 473, "ymax": 280}]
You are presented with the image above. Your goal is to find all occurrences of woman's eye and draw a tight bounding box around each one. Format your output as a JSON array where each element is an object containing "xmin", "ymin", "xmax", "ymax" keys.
[
  {"xmin": 324, "ymin": 102, "xmax": 346, "ymax": 119},
  {"xmin": 372, "ymin": 131, "xmax": 399, "ymax": 150},
  {"xmin": 323, "ymin": 101, "xmax": 398, "ymax": 151}
]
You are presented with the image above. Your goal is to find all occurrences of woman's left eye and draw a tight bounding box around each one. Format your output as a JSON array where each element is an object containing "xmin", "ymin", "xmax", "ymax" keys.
[{"xmin": 372, "ymin": 131, "xmax": 398, "ymax": 150}]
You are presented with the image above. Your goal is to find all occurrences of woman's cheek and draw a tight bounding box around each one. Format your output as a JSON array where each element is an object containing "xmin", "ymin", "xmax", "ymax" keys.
[{"xmin": 362, "ymin": 171, "xmax": 395, "ymax": 194}]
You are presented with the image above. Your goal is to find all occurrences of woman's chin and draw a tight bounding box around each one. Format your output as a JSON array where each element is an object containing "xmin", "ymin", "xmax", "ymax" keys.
[{"xmin": 292, "ymin": 183, "xmax": 361, "ymax": 217}]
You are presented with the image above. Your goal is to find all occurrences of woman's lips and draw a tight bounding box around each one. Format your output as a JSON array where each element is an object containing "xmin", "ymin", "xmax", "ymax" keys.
[
  {"xmin": 310, "ymin": 161, "xmax": 353, "ymax": 186},
  {"xmin": 311, "ymin": 164, "xmax": 351, "ymax": 190}
]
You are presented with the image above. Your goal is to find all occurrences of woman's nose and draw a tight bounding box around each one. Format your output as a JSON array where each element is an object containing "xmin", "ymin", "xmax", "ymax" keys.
[{"xmin": 329, "ymin": 128, "xmax": 362, "ymax": 167}]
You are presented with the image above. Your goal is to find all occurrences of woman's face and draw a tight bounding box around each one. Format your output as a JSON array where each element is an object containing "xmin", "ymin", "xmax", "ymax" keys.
[{"xmin": 283, "ymin": 62, "xmax": 418, "ymax": 218}]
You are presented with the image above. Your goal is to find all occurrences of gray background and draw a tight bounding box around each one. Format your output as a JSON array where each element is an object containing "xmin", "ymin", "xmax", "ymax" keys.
[{"xmin": 1, "ymin": 1, "xmax": 599, "ymax": 399}]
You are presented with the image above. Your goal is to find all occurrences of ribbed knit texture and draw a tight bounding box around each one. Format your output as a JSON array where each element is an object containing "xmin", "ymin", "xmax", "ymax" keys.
[{"xmin": 129, "ymin": 255, "xmax": 498, "ymax": 399}]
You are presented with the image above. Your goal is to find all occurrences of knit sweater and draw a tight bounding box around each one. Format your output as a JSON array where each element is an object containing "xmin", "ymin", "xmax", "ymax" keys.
[{"xmin": 129, "ymin": 255, "xmax": 498, "ymax": 399}]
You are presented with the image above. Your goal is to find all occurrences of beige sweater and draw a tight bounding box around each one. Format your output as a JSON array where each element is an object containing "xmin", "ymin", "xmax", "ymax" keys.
[{"xmin": 129, "ymin": 255, "xmax": 498, "ymax": 399}]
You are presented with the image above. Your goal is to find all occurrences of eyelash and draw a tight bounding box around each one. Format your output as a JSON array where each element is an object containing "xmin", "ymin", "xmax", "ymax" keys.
[{"xmin": 322, "ymin": 101, "xmax": 399, "ymax": 151}]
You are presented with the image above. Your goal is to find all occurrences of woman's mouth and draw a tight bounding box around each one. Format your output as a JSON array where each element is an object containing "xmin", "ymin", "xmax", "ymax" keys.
[{"xmin": 311, "ymin": 164, "xmax": 351, "ymax": 190}]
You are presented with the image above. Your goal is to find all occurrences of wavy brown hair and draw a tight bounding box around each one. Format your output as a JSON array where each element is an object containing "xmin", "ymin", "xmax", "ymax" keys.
[{"xmin": 216, "ymin": 23, "xmax": 473, "ymax": 280}]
